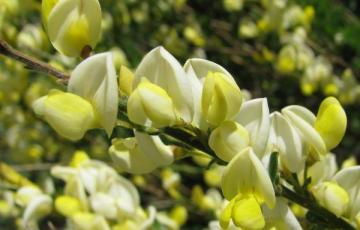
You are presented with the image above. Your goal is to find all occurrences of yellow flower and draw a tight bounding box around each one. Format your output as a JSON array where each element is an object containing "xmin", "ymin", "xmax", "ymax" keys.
[
  {"xmin": 42, "ymin": 0, "xmax": 102, "ymax": 57},
  {"xmin": 202, "ymin": 72, "xmax": 242, "ymax": 126}
]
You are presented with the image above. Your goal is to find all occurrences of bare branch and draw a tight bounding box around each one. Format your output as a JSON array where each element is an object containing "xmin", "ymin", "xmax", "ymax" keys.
[{"xmin": 0, "ymin": 40, "xmax": 70, "ymax": 82}]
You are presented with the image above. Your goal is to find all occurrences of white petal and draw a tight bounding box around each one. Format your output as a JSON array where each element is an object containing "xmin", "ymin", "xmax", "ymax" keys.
[
  {"xmin": 236, "ymin": 98, "xmax": 270, "ymax": 158},
  {"xmin": 135, "ymin": 131, "xmax": 174, "ymax": 168},
  {"xmin": 282, "ymin": 108, "xmax": 326, "ymax": 155},
  {"xmin": 307, "ymin": 153, "xmax": 337, "ymax": 186},
  {"xmin": 183, "ymin": 58, "xmax": 235, "ymax": 83},
  {"xmin": 333, "ymin": 166, "xmax": 360, "ymax": 219},
  {"xmin": 68, "ymin": 52, "xmax": 118, "ymax": 136},
  {"xmin": 108, "ymin": 176, "xmax": 140, "ymax": 216},
  {"xmin": 184, "ymin": 63, "xmax": 205, "ymax": 128},
  {"xmin": 110, "ymin": 140, "xmax": 159, "ymax": 174},
  {"xmin": 221, "ymin": 147, "xmax": 275, "ymax": 208},
  {"xmin": 134, "ymin": 47, "xmax": 193, "ymax": 122},
  {"xmin": 269, "ymin": 112, "xmax": 305, "ymax": 173},
  {"xmin": 262, "ymin": 198, "xmax": 303, "ymax": 230},
  {"xmin": 23, "ymin": 195, "xmax": 52, "ymax": 224}
]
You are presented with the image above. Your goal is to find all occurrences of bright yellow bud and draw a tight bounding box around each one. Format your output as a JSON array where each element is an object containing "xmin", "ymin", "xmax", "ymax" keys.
[
  {"xmin": 232, "ymin": 196, "xmax": 265, "ymax": 229},
  {"xmin": 276, "ymin": 46, "xmax": 296, "ymax": 74},
  {"xmin": 304, "ymin": 6, "xmax": 315, "ymax": 23},
  {"xmin": 209, "ymin": 121, "xmax": 249, "ymax": 162},
  {"xmin": 32, "ymin": 90, "xmax": 98, "ymax": 141},
  {"xmin": 0, "ymin": 200, "xmax": 11, "ymax": 217},
  {"xmin": 202, "ymin": 72, "xmax": 242, "ymax": 126},
  {"xmin": 42, "ymin": 0, "xmax": 102, "ymax": 57},
  {"xmin": 170, "ymin": 205, "xmax": 188, "ymax": 226},
  {"xmin": 119, "ymin": 66, "xmax": 134, "ymax": 96},
  {"xmin": 314, "ymin": 97, "xmax": 347, "ymax": 151},
  {"xmin": 69, "ymin": 151, "xmax": 90, "ymax": 168},
  {"xmin": 128, "ymin": 79, "xmax": 177, "ymax": 128},
  {"xmin": 55, "ymin": 196, "xmax": 82, "ymax": 217},
  {"xmin": 312, "ymin": 182, "xmax": 349, "ymax": 217}
]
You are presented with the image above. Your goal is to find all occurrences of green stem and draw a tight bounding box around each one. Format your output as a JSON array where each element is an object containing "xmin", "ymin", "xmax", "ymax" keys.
[{"xmin": 278, "ymin": 185, "xmax": 355, "ymax": 230}]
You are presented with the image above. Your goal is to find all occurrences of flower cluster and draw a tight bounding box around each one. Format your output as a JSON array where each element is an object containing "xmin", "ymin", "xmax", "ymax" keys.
[{"xmin": 0, "ymin": 0, "xmax": 359, "ymax": 229}]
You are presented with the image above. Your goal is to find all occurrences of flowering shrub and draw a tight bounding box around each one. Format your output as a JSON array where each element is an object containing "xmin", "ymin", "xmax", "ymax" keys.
[{"xmin": 0, "ymin": 0, "xmax": 360, "ymax": 229}]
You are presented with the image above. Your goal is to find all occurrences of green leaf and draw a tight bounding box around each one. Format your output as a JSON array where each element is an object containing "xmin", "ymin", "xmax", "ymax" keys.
[{"xmin": 268, "ymin": 152, "xmax": 279, "ymax": 185}]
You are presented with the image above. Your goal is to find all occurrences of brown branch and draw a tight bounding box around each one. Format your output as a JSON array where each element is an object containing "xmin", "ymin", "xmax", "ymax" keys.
[{"xmin": 0, "ymin": 40, "xmax": 70, "ymax": 82}]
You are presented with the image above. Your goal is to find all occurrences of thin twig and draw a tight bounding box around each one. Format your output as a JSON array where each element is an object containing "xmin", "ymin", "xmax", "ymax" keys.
[{"xmin": 0, "ymin": 40, "xmax": 70, "ymax": 82}]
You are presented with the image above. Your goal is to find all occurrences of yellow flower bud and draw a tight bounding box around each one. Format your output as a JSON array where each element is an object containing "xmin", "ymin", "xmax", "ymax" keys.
[
  {"xmin": 276, "ymin": 46, "xmax": 296, "ymax": 74},
  {"xmin": 312, "ymin": 182, "xmax": 349, "ymax": 217},
  {"xmin": 69, "ymin": 151, "xmax": 90, "ymax": 168},
  {"xmin": 32, "ymin": 90, "xmax": 98, "ymax": 141},
  {"xmin": 128, "ymin": 79, "xmax": 177, "ymax": 128},
  {"xmin": 202, "ymin": 72, "xmax": 242, "ymax": 126},
  {"xmin": 42, "ymin": 0, "xmax": 102, "ymax": 57},
  {"xmin": 170, "ymin": 205, "xmax": 188, "ymax": 226},
  {"xmin": 55, "ymin": 196, "xmax": 82, "ymax": 217},
  {"xmin": 119, "ymin": 66, "xmax": 134, "ymax": 96},
  {"xmin": 0, "ymin": 200, "xmax": 11, "ymax": 217},
  {"xmin": 209, "ymin": 121, "xmax": 250, "ymax": 162},
  {"xmin": 314, "ymin": 97, "xmax": 347, "ymax": 151}
]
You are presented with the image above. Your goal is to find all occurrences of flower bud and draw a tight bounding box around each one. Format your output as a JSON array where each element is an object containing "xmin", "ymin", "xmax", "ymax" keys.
[
  {"xmin": 209, "ymin": 121, "xmax": 249, "ymax": 162},
  {"xmin": 202, "ymin": 72, "xmax": 242, "ymax": 126},
  {"xmin": 128, "ymin": 79, "xmax": 177, "ymax": 128},
  {"xmin": 119, "ymin": 66, "xmax": 134, "ymax": 96},
  {"xmin": 312, "ymin": 182, "xmax": 349, "ymax": 217},
  {"xmin": 32, "ymin": 90, "xmax": 98, "ymax": 141},
  {"xmin": 314, "ymin": 97, "xmax": 347, "ymax": 150},
  {"xmin": 42, "ymin": 0, "xmax": 102, "ymax": 57},
  {"xmin": 276, "ymin": 45, "xmax": 296, "ymax": 74},
  {"xmin": 55, "ymin": 196, "xmax": 82, "ymax": 217}
]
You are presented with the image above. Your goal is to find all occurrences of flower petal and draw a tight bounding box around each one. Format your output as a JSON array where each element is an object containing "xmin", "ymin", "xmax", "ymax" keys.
[
  {"xmin": 134, "ymin": 47, "xmax": 193, "ymax": 122},
  {"xmin": 68, "ymin": 52, "xmax": 118, "ymax": 136},
  {"xmin": 221, "ymin": 147, "xmax": 275, "ymax": 208},
  {"xmin": 236, "ymin": 98, "xmax": 270, "ymax": 158}
]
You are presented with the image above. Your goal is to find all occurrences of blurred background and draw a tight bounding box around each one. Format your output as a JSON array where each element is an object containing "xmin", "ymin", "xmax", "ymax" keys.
[{"xmin": 1, "ymin": 0, "xmax": 360, "ymax": 229}]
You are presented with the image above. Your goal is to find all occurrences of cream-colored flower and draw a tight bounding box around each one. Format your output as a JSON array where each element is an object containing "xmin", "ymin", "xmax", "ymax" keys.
[
  {"xmin": 42, "ymin": 0, "xmax": 102, "ymax": 57},
  {"xmin": 209, "ymin": 121, "xmax": 249, "ymax": 162},
  {"xmin": 110, "ymin": 132, "xmax": 174, "ymax": 174}
]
